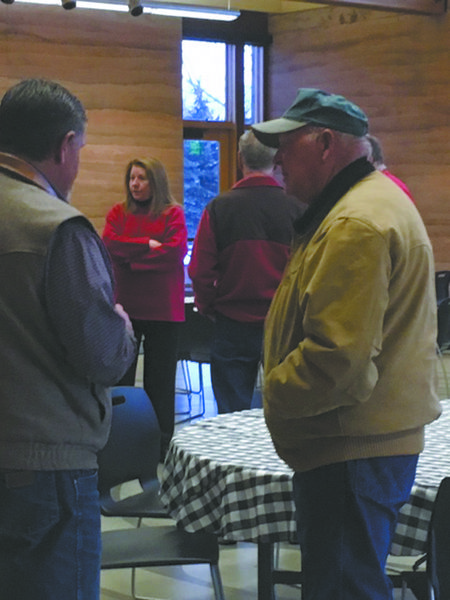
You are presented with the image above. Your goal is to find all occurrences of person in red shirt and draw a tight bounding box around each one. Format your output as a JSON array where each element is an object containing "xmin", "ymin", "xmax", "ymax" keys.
[
  {"xmin": 366, "ymin": 134, "xmax": 415, "ymax": 202},
  {"xmin": 103, "ymin": 158, "xmax": 187, "ymax": 457},
  {"xmin": 188, "ymin": 131, "xmax": 305, "ymax": 413}
]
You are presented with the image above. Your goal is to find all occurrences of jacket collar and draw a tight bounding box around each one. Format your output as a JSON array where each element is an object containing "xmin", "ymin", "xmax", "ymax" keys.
[
  {"xmin": 294, "ymin": 157, "xmax": 374, "ymax": 238},
  {"xmin": 0, "ymin": 152, "xmax": 60, "ymax": 199},
  {"xmin": 232, "ymin": 174, "xmax": 282, "ymax": 190}
]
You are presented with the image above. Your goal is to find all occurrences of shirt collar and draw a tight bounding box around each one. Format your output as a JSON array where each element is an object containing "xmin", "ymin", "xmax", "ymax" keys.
[
  {"xmin": 232, "ymin": 174, "xmax": 282, "ymax": 190},
  {"xmin": 294, "ymin": 157, "xmax": 375, "ymax": 238},
  {"xmin": 0, "ymin": 151, "xmax": 61, "ymax": 199}
]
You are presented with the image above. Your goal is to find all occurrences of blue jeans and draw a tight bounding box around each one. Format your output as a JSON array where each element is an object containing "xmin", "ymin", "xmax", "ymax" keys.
[
  {"xmin": 211, "ymin": 313, "xmax": 264, "ymax": 413},
  {"xmin": 293, "ymin": 455, "xmax": 418, "ymax": 600},
  {"xmin": 0, "ymin": 469, "xmax": 101, "ymax": 600}
]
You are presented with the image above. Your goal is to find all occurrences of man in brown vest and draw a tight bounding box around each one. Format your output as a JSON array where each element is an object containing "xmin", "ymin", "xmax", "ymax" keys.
[{"xmin": 0, "ymin": 79, "xmax": 136, "ymax": 600}]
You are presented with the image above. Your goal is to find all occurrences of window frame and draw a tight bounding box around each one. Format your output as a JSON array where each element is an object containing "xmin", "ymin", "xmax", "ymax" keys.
[
  {"xmin": 181, "ymin": 11, "xmax": 271, "ymax": 225},
  {"xmin": 182, "ymin": 10, "xmax": 272, "ymax": 146},
  {"xmin": 183, "ymin": 121, "xmax": 237, "ymax": 195}
]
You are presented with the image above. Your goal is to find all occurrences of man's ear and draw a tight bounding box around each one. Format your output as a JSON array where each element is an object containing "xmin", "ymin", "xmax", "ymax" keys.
[
  {"xmin": 54, "ymin": 130, "xmax": 76, "ymax": 165},
  {"xmin": 317, "ymin": 129, "xmax": 334, "ymax": 160}
]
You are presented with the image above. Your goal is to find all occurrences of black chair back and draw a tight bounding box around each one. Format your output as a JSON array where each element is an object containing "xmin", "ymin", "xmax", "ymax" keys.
[
  {"xmin": 428, "ymin": 476, "xmax": 450, "ymax": 600},
  {"xmin": 98, "ymin": 386, "xmax": 161, "ymax": 502},
  {"xmin": 397, "ymin": 477, "xmax": 450, "ymax": 600},
  {"xmin": 436, "ymin": 271, "xmax": 450, "ymax": 303},
  {"xmin": 178, "ymin": 303, "xmax": 213, "ymax": 363},
  {"xmin": 437, "ymin": 299, "xmax": 450, "ymax": 351}
]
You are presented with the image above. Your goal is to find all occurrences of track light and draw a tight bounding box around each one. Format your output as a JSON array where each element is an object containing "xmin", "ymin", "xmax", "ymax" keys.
[
  {"xmin": 145, "ymin": 3, "xmax": 239, "ymax": 20},
  {"xmin": 128, "ymin": 0, "xmax": 142, "ymax": 15},
  {"xmin": 14, "ymin": 0, "xmax": 240, "ymax": 21}
]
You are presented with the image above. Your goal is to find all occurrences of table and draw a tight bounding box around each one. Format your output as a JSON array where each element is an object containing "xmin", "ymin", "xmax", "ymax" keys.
[
  {"xmin": 391, "ymin": 398, "xmax": 450, "ymax": 555},
  {"xmin": 159, "ymin": 401, "xmax": 450, "ymax": 598}
]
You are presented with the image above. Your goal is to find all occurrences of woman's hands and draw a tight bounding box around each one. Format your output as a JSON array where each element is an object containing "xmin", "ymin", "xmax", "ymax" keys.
[{"xmin": 149, "ymin": 239, "xmax": 162, "ymax": 249}]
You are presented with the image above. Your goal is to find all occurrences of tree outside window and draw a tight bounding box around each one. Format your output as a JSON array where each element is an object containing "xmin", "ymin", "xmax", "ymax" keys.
[{"xmin": 182, "ymin": 39, "xmax": 263, "ymax": 240}]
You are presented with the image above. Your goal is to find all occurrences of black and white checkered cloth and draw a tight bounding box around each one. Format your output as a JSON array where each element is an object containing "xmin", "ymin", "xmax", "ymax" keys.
[
  {"xmin": 160, "ymin": 401, "xmax": 450, "ymax": 554},
  {"xmin": 391, "ymin": 399, "xmax": 450, "ymax": 555}
]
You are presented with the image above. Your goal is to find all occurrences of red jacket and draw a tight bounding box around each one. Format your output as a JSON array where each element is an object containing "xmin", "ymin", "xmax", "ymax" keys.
[
  {"xmin": 382, "ymin": 169, "xmax": 415, "ymax": 203},
  {"xmin": 188, "ymin": 174, "xmax": 305, "ymax": 323},
  {"xmin": 103, "ymin": 202, "xmax": 188, "ymax": 321}
]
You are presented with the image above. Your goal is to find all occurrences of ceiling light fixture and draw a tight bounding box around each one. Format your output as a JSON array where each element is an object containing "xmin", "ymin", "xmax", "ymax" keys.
[
  {"xmin": 144, "ymin": 2, "xmax": 239, "ymax": 20},
  {"xmin": 14, "ymin": 0, "xmax": 240, "ymax": 20},
  {"xmin": 128, "ymin": 0, "xmax": 143, "ymax": 15},
  {"xmin": 14, "ymin": 0, "xmax": 129, "ymax": 8}
]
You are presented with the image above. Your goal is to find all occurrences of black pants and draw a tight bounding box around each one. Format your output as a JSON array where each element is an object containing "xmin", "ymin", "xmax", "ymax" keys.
[{"xmin": 119, "ymin": 319, "xmax": 179, "ymax": 454}]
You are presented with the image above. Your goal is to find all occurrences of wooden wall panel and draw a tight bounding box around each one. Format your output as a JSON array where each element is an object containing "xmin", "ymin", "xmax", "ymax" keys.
[
  {"xmin": 0, "ymin": 4, "xmax": 183, "ymax": 233},
  {"xmin": 268, "ymin": 7, "xmax": 450, "ymax": 269},
  {"xmin": 285, "ymin": 0, "xmax": 446, "ymax": 16}
]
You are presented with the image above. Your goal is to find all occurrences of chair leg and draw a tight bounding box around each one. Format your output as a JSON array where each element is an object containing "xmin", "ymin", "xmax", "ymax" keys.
[
  {"xmin": 131, "ymin": 566, "xmax": 139, "ymax": 600},
  {"xmin": 210, "ymin": 563, "xmax": 226, "ymax": 600},
  {"xmin": 131, "ymin": 569, "xmax": 168, "ymax": 600},
  {"xmin": 428, "ymin": 580, "xmax": 435, "ymax": 600},
  {"xmin": 274, "ymin": 541, "xmax": 281, "ymax": 569},
  {"xmin": 130, "ymin": 565, "xmax": 224, "ymax": 600},
  {"xmin": 130, "ymin": 517, "xmax": 143, "ymax": 600},
  {"xmin": 175, "ymin": 360, "xmax": 193, "ymax": 416},
  {"xmin": 197, "ymin": 362, "xmax": 206, "ymax": 418},
  {"xmin": 175, "ymin": 360, "xmax": 207, "ymax": 424}
]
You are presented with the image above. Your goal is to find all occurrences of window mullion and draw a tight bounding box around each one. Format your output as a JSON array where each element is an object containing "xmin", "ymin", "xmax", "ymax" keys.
[{"xmin": 226, "ymin": 44, "xmax": 236, "ymax": 124}]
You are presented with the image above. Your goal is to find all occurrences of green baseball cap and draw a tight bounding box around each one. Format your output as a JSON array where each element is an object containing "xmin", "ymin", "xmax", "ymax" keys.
[{"xmin": 252, "ymin": 88, "xmax": 369, "ymax": 148}]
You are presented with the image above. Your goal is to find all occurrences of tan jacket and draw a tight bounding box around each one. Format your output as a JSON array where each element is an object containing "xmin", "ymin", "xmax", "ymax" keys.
[{"xmin": 263, "ymin": 169, "xmax": 441, "ymax": 472}]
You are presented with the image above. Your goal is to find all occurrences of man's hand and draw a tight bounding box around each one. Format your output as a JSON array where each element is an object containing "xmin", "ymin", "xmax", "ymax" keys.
[{"xmin": 114, "ymin": 303, "xmax": 134, "ymax": 336}]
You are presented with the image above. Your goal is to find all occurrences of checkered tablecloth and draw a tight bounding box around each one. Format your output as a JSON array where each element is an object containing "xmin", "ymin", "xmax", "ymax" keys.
[
  {"xmin": 391, "ymin": 399, "xmax": 450, "ymax": 555},
  {"xmin": 159, "ymin": 401, "xmax": 450, "ymax": 555}
]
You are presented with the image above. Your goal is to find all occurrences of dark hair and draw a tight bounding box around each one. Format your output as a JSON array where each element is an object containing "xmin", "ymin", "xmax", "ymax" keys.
[
  {"xmin": 0, "ymin": 78, "xmax": 86, "ymax": 161},
  {"xmin": 125, "ymin": 157, "xmax": 179, "ymax": 217}
]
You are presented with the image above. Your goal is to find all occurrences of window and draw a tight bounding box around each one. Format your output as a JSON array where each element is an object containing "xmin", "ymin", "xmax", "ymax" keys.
[
  {"xmin": 183, "ymin": 139, "xmax": 220, "ymax": 239},
  {"xmin": 181, "ymin": 12, "xmax": 271, "ymax": 242},
  {"xmin": 182, "ymin": 40, "xmax": 263, "ymax": 125},
  {"xmin": 244, "ymin": 44, "xmax": 264, "ymax": 125},
  {"xmin": 183, "ymin": 125, "xmax": 236, "ymax": 241},
  {"xmin": 182, "ymin": 40, "xmax": 227, "ymax": 121},
  {"xmin": 182, "ymin": 39, "xmax": 264, "ymax": 241}
]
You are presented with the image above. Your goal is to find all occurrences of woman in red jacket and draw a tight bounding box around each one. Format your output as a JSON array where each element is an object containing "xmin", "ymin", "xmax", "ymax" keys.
[{"xmin": 103, "ymin": 157, "xmax": 188, "ymax": 457}]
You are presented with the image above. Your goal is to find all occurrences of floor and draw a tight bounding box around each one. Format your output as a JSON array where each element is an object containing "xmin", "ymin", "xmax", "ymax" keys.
[{"xmin": 100, "ymin": 352, "xmax": 450, "ymax": 600}]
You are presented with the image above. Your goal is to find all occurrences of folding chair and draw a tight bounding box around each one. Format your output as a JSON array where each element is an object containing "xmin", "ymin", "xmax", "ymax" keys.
[
  {"xmin": 176, "ymin": 303, "xmax": 213, "ymax": 423},
  {"xmin": 391, "ymin": 477, "xmax": 450, "ymax": 600},
  {"xmin": 99, "ymin": 386, "xmax": 225, "ymax": 600}
]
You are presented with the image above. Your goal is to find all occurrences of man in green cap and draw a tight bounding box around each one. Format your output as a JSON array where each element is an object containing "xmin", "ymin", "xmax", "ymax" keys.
[{"xmin": 252, "ymin": 88, "xmax": 440, "ymax": 600}]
